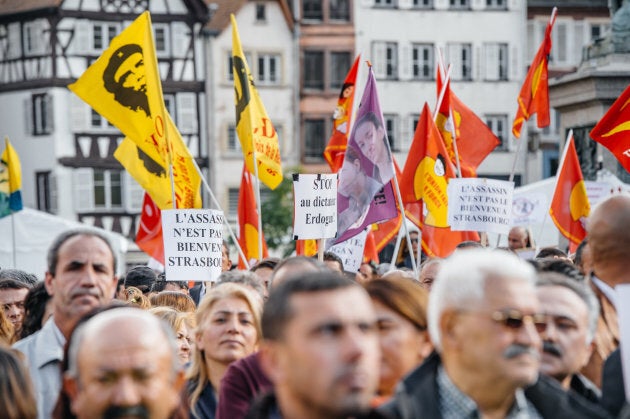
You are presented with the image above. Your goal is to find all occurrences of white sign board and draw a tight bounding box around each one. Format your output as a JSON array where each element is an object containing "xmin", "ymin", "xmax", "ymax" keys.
[
  {"xmin": 616, "ymin": 284, "xmax": 630, "ymax": 402},
  {"xmin": 511, "ymin": 192, "xmax": 548, "ymax": 226},
  {"xmin": 447, "ymin": 178, "xmax": 514, "ymax": 234},
  {"xmin": 162, "ymin": 209, "xmax": 224, "ymax": 282},
  {"xmin": 293, "ymin": 173, "xmax": 338, "ymax": 240},
  {"xmin": 327, "ymin": 229, "xmax": 368, "ymax": 273}
]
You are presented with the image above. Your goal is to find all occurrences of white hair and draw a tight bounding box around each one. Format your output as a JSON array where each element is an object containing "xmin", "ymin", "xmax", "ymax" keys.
[{"xmin": 427, "ymin": 249, "xmax": 537, "ymax": 352}]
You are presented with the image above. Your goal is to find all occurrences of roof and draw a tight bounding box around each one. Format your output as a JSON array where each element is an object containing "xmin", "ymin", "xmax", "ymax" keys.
[
  {"xmin": 205, "ymin": 0, "xmax": 293, "ymax": 34},
  {"xmin": 0, "ymin": 0, "xmax": 60, "ymax": 17}
]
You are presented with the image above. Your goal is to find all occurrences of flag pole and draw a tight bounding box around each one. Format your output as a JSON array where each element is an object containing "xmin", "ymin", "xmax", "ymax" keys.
[
  {"xmin": 251, "ymin": 151, "xmax": 264, "ymax": 263},
  {"xmin": 191, "ymin": 158, "xmax": 250, "ymax": 269},
  {"xmin": 434, "ymin": 59, "xmax": 462, "ymax": 178},
  {"xmin": 389, "ymin": 227, "xmax": 404, "ymax": 271},
  {"xmin": 10, "ymin": 212, "xmax": 16, "ymax": 268}
]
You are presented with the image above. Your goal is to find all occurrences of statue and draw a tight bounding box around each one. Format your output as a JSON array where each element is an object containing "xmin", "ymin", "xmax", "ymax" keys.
[{"xmin": 612, "ymin": 0, "xmax": 630, "ymax": 51}]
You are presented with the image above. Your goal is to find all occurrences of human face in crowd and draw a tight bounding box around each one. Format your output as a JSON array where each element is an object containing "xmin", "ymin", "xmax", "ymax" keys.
[
  {"xmin": 419, "ymin": 262, "xmax": 440, "ymax": 291},
  {"xmin": 537, "ymin": 285, "xmax": 592, "ymax": 387},
  {"xmin": 576, "ymin": 243, "xmax": 593, "ymax": 276},
  {"xmin": 355, "ymin": 119, "xmax": 386, "ymax": 165},
  {"xmin": 195, "ymin": 297, "xmax": 258, "ymax": 366},
  {"xmin": 358, "ymin": 263, "xmax": 376, "ymax": 283},
  {"xmin": 45, "ymin": 235, "xmax": 117, "ymax": 328},
  {"xmin": 372, "ymin": 300, "xmax": 431, "ymax": 396},
  {"xmin": 448, "ymin": 277, "xmax": 543, "ymax": 390},
  {"xmin": 0, "ymin": 288, "xmax": 28, "ymax": 331},
  {"xmin": 508, "ymin": 227, "xmax": 528, "ymax": 250},
  {"xmin": 176, "ymin": 321, "xmax": 193, "ymax": 364},
  {"xmin": 65, "ymin": 315, "xmax": 184, "ymax": 419},
  {"xmin": 265, "ymin": 287, "xmax": 379, "ymax": 417},
  {"xmin": 253, "ymin": 267, "xmax": 273, "ymax": 299},
  {"xmin": 221, "ymin": 244, "xmax": 232, "ymax": 272},
  {"xmin": 409, "ymin": 232, "xmax": 419, "ymax": 255}
]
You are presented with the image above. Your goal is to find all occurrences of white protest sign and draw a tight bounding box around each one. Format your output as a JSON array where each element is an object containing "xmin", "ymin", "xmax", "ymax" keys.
[
  {"xmin": 293, "ymin": 173, "xmax": 338, "ymax": 240},
  {"xmin": 511, "ymin": 192, "xmax": 548, "ymax": 226},
  {"xmin": 616, "ymin": 284, "xmax": 630, "ymax": 402},
  {"xmin": 162, "ymin": 209, "xmax": 224, "ymax": 282},
  {"xmin": 447, "ymin": 178, "xmax": 514, "ymax": 234},
  {"xmin": 327, "ymin": 229, "xmax": 368, "ymax": 273}
]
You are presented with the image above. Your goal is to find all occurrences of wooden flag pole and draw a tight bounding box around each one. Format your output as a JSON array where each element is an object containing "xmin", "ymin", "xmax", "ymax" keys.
[{"xmin": 191, "ymin": 158, "xmax": 250, "ymax": 269}]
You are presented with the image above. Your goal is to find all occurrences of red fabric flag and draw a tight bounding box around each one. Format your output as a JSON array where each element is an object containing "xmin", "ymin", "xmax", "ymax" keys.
[
  {"xmin": 238, "ymin": 164, "xmax": 268, "ymax": 269},
  {"xmin": 436, "ymin": 62, "xmax": 500, "ymax": 177},
  {"xmin": 590, "ymin": 84, "xmax": 630, "ymax": 173},
  {"xmin": 549, "ymin": 132, "xmax": 590, "ymax": 247},
  {"xmin": 512, "ymin": 7, "xmax": 557, "ymax": 138},
  {"xmin": 363, "ymin": 230, "xmax": 379, "ymax": 263},
  {"xmin": 324, "ymin": 55, "xmax": 361, "ymax": 173},
  {"xmin": 135, "ymin": 193, "xmax": 164, "ymax": 265}
]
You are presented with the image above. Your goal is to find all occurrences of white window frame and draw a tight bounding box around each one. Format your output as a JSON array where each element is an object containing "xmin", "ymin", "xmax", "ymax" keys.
[
  {"xmin": 93, "ymin": 169, "xmax": 123, "ymax": 210},
  {"xmin": 485, "ymin": 0, "xmax": 506, "ymax": 10},
  {"xmin": 483, "ymin": 43, "xmax": 508, "ymax": 81},
  {"xmin": 447, "ymin": 43, "xmax": 472, "ymax": 81},
  {"xmin": 449, "ymin": 0, "xmax": 470, "ymax": 9},
  {"xmin": 372, "ymin": 42, "xmax": 398, "ymax": 80},
  {"xmin": 412, "ymin": 0, "xmax": 433, "ymax": 9},
  {"xmin": 31, "ymin": 93, "xmax": 53, "ymax": 136},
  {"xmin": 257, "ymin": 53, "xmax": 280, "ymax": 85},
  {"xmin": 153, "ymin": 23, "xmax": 170, "ymax": 57},
  {"xmin": 92, "ymin": 22, "xmax": 118, "ymax": 53},
  {"xmin": 374, "ymin": 0, "xmax": 396, "ymax": 8},
  {"xmin": 383, "ymin": 114, "xmax": 399, "ymax": 152},
  {"xmin": 485, "ymin": 114, "xmax": 508, "ymax": 151},
  {"xmin": 412, "ymin": 43, "xmax": 434, "ymax": 80}
]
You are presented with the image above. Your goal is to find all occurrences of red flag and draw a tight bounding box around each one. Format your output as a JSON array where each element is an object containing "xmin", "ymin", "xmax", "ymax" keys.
[
  {"xmin": 512, "ymin": 7, "xmax": 557, "ymax": 138},
  {"xmin": 238, "ymin": 164, "xmax": 268, "ymax": 269},
  {"xmin": 324, "ymin": 55, "xmax": 361, "ymax": 173},
  {"xmin": 436, "ymin": 60, "xmax": 499, "ymax": 177},
  {"xmin": 295, "ymin": 239, "xmax": 318, "ymax": 257},
  {"xmin": 549, "ymin": 132, "xmax": 590, "ymax": 248},
  {"xmin": 363, "ymin": 230, "xmax": 379, "ymax": 263},
  {"xmin": 590, "ymin": 84, "xmax": 630, "ymax": 173},
  {"xmin": 136, "ymin": 193, "xmax": 164, "ymax": 265}
]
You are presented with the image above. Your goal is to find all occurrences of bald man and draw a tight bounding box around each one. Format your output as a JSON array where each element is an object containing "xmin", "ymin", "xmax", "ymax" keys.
[
  {"xmin": 63, "ymin": 308, "xmax": 185, "ymax": 419},
  {"xmin": 508, "ymin": 226, "xmax": 531, "ymax": 251}
]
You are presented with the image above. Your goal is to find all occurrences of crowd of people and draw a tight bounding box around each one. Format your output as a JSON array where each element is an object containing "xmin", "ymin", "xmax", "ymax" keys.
[{"xmin": 0, "ymin": 194, "xmax": 629, "ymax": 419}]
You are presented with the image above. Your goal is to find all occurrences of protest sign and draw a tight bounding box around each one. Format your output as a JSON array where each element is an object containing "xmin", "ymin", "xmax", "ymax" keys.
[
  {"xmin": 447, "ymin": 178, "xmax": 514, "ymax": 234},
  {"xmin": 292, "ymin": 174, "xmax": 338, "ymax": 240},
  {"xmin": 162, "ymin": 209, "xmax": 224, "ymax": 282},
  {"xmin": 327, "ymin": 229, "xmax": 368, "ymax": 273},
  {"xmin": 616, "ymin": 284, "xmax": 630, "ymax": 401},
  {"xmin": 511, "ymin": 192, "xmax": 548, "ymax": 226}
]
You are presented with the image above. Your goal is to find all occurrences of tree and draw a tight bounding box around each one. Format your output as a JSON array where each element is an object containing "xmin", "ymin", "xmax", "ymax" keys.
[{"xmin": 261, "ymin": 168, "xmax": 296, "ymax": 257}]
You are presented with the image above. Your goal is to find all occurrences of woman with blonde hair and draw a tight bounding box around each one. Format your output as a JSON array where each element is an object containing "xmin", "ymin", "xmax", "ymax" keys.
[
  {"xmin": 150, "ymin": 306, "xmax": 195, "ymax": 365},
  {"xmin": 0, "ymin": 344, "xmax": 37, "ymax": 418},
  {"xmin": 150, "ymin": 290, "xmax": 196, "ymax": 313},
  {"xmin": 0, "ymin": 309, "xmax": 15, "ymax": 345},
  {"xmin": 125, "ymin": 286, "xmax": 151, "ymax": 309},
  {"xmin": 364, "ymin": 274, "xmax": 433, "ymax": 404},
  {"xmin": 187, "ymin": 282, "xmax": 262, "ymax": 419}
]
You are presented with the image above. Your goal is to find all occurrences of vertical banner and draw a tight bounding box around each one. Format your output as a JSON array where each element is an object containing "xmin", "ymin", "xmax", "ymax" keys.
[
  {"xmin": 162, "ymin": 209, "xmax": 224, "ymax": 282},
  {"xmin": 292, "ymin": 174, "xmax": 338, "ymax": 240}
]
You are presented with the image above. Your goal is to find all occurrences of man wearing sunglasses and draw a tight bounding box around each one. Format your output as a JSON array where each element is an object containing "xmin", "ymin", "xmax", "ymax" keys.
[{"xmin": 381, "ymin": 249, "xmax": 610, "ymax": 419}]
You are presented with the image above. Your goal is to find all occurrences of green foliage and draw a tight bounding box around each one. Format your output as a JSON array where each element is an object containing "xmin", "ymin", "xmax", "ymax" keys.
[{"xmin": 261, "ymin": 168, "xmax": 297, "ymax": 257}]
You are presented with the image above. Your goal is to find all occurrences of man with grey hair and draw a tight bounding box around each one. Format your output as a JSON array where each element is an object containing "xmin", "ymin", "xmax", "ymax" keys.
[
  {"xmin": 536, "ymin": 272, "xmax": 601, "ymax": 402},
  {"xmin": 14, "ymin": 229, "xmax": 118, "ymax": 419},
  {"xmin": 63, "ymin": 307, "xmax": 185, "ymax": 418},
  {"xmin": 381, "ymin": 249, "xmax": 610, "ymax": 419}
]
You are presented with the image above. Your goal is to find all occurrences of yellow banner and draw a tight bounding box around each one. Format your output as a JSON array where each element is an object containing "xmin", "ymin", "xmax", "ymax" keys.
[{"xmin": 231, "ymin": 14, "xmax": 283, "ymax": 190}]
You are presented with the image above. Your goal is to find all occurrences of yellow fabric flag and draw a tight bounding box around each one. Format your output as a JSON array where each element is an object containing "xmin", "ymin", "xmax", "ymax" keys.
[
  {"xmin": 231, "ymin": 14, "xmax": 283, "ymax": 190},
  {"xmin": 68, "ymin": 11, "xmax": 201, "ymax": 209}
]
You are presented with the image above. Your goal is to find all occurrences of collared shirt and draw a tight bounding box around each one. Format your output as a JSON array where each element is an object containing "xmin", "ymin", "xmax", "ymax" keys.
[
  {"xmin": 437, "ymin": 366, "xmax": 542, "ymax": 419},
  {"xmin": 591, "ymin": 275, "xmax": 617, "ymax": 308},
  {"xmin": 13, "ymin": 317, "xmax": 66, "ymax": 419}
]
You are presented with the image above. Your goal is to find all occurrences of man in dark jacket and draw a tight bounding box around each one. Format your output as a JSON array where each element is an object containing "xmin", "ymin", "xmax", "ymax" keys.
[{"xmin": 380, "ymin": 249, "xmax": 610, "ymax": 419}]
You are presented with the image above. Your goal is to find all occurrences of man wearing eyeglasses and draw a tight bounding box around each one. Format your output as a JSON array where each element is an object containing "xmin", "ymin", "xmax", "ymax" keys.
[
  {"xmin": 380, "ymin": 249, "xmax": 610, "ymax": 419},
  {"xmin": 535, "ymin": 272, "xmax": 601, "ymax": 403}
]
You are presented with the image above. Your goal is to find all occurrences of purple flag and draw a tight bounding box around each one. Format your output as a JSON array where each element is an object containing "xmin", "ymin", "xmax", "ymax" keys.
[{"xmin": 334, "ymin": 67, "xmax": 398, "ymax": 244}]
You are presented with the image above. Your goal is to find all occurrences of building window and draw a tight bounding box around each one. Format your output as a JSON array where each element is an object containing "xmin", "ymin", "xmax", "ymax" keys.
[
  {"xmin": 485, "ymin": 114, "xmax": 508, "ymax": 150},
  {"xmin": 330, "ymin": 0, "xmax": 350, "ymax": 21},
  {"xmin": 412, "ymin": 44, "xmax": 434, "ymax": 80},
  {"xmin": 484, "ymin": 43, "xmax": 508, "ymax": 81},
  {"xmin": 304, "ymin": 51, "xmax": 325, "ymax": 90},
  {"xmin": 256, "ymin": 3, "xmax": 266, "ymax": 21},
  {"xmin": 372, "ymin": 42, "xmax": 398, "ymax": 80},
  {"xmin": 486, "ymin": 0, "xmax": 506, "ymax": 9},
  {"xmin": 374, "ymin": 0, "xmax": 396, "ymax": 7},
  {"xmin": 153, "ymin": 24, "xmax": 170, "ymax": 55},
  {"xmin": 258, "ymin": 54, "xmax": 280, "ymax": 85},
  {"xmin": 330, "ymin": 52, "xmax": 351, "ymax": 90},
  {"xmin": 383, "ymin": 114, "xmax": 399, "ymax": 152},
  {"xmin": 449, "ymin": 0, "xmax": 470, "ymax": 9},
  {"xmin": 31, "ymin": 93, "xmax": 53, "ymax": 136},
  {"xmin": 303, "ymin": 0, "xmax": 323, "ymax": 20},
  {"xmin": 412, "ymin": 0, "xmax": 433, "ymax": 8},
  {"xmin": 36, "ymin": 171, "xmax": 54, "ymax": 212},
  {"xmin": 227, "ymin": 125, "xmax": 242, "ymax": 153},
  {"xmin": 447, "ymin": 43, "xmax": 472, "ymax": 81},
  {"xmin": 92, "ymin": 22, "xmax": 117, "ymax": 51},
  {"xmin": 93, "ymin": 169, "xmax": 123, "ymax": 210},
  {"xmin": 23, "ymin": 21, "xmax": 45, "ymax": 56},
  {"xmin": 304, "ymin": 118, "xmax": 327, "ymax": 160}
]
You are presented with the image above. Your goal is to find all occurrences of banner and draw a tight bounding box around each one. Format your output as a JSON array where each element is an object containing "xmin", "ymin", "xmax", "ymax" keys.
[
  {"xmin": 292, "ymin": 174, "xmax": 338, "ymax": 240},
  {"xmin": 0, "ymin": 138, "xmax": 23, "ymax": 218},
  {"xmin": 328, "ymin": 229, "xmax": 368, "ymax": 273}
]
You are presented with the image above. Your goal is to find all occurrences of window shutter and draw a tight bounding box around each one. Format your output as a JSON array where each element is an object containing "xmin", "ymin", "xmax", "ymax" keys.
[
  {"xmin": 49, "ymin": 171, "xmax": 58, "ymax": 213},
  {"xmin": 177, "ymin": 93, "xmax": 197, "ymax": 134},
  {"xmin": 70, "ymin": 94, "xmax": 88, "ymax": 132},
  {"xmin": 24, "ymin": 98, "xmax": 33, "ymax": 135},
  {"xmin": 124, "ymin": 172, "xmax": 143, "ymax": 212},
  {"xmin": 74, "ymin": 168, "xmax": 94, "ymax": 212},
  {"xmin": 73, "ymin": 20, "xmax": 91, "ymax": 54},
  {"xmin": 573, "ymin": 20, "xmax": 584, "ymax": 66},
  {"xmin": 8, "ymin": 23, "xmax": 20, "ymax": 59},
  {"xmin": 484, "ymin": 44, "xmax": 499, "ymax": 81},
  {"xmin": 44, "ymin": 93, "xmax": 54, "ymax": 133},
  {"xmin": 400, "ymin": 43, "xmax": 411, "ymax": 80},
  {"xmin": 372, "ymin": 42, "xmax": 386, "ymax": 78},
  {"xmin": 172, "ymin": 23, "xmax": 189, "ymax": 59},
  {"xmin": 447, "ymin": 44, "xmax": 462, "ymax": 80},
  {"xmin": 526, "ymin": 21, "xmax": 536, "ymax": 62}
]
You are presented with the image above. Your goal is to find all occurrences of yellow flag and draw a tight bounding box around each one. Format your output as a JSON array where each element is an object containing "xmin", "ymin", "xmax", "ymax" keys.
[
  {"xmin": 69, "ymin": 11, "xmax": 201, "ymax": 209},
  {"xmin": 231, "ymin": 14, "xmax": 283, "ymax": 190}
]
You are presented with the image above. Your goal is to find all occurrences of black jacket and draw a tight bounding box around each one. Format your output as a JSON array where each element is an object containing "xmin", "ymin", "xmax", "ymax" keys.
[{"xmin": 379, "ymin": 352, "xmax": 611, "ymax": 419}]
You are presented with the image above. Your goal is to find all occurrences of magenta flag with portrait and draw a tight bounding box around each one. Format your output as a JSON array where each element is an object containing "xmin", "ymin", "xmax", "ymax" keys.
[{"xmin": 333, "ymin": 66, "xmax": 398, "ymax": 245}]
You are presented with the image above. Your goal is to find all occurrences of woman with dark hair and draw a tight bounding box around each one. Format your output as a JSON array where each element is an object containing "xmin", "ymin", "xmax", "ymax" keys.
[
  {"xmin": 0, "ymin": 344, "xmax": 37, "ymax": 418},
  {"xmin": 364, "ymin": 274, "xmax": 433, "ymax": 404},
  {"xmin": 19, "ymin": 282, "xmax": 53, "ymax": 340}
]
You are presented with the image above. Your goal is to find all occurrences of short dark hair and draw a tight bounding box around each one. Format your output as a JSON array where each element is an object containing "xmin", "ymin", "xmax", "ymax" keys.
[
  {"xmin": 322, "ymin": 251, "xmax": 344, "ymax": 272},
  {"xmin": 124, "ymin": 266, "xmax": 157, "ymax": 294},
  {"xmin": 20, "ymin": 282, "xmax": 51, "ymax": 339},
  {"xmin": 0, "ymin": 269, "xmax": 38, "ymax": 286},
  {"xmin": 262, "ymin": 272, "xmax": 356, "ymax": 341},
  {"xmin": 574, "ymin": 238, "xmax": 588, "ymax": 267},
  {"xmin": 150, "ymin": 276, "xmax": 189, "ymax": 293},
  {"xmin": 250, "ymin": 258, "xmax": 280, "ymax": 273},
  {"xmin": 0, "ymin": 278, "xmax": 31, "ymax": 291},
  {"xmin": 536, "ymin": 258, "xmax": 584, "ymax": 283},
  {"xmin": 535, "ymin": 246, "xmax": 568, "ymax": 260},
  {"xmin": 47, "ymin": 229, "xmax": 117, "ymax": 276},
  {"xmin": 217, "ymin": 270, "xmax": 265, "ymax": 300},
  {"xmin": 456, "ymin": 240, "xmax": 483, "ymax": 249}
]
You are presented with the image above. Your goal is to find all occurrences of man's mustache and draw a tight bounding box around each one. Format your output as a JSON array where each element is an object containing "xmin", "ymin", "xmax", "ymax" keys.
[
  {"xmin": 542, "ymin": 340, "xmax": 563, "ymax": 358},
  {"xmin": 104, "ymin": 405, "xmax": 149, "ymax": 419},
  {"xmin": 504, "ymin": 343, "xmax": 540, "ymax": 360}
]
